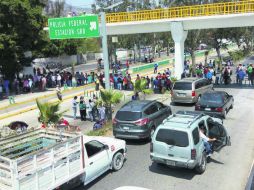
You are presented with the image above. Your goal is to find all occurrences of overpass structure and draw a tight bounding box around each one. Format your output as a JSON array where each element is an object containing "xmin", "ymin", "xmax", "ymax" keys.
[
  {"xmin": 45, "ymin": 1, "xmax": 254, "ymax": 79},
  {"xmin": 104, "ymin": 0, "xmax": 254, "ymax": 78}
]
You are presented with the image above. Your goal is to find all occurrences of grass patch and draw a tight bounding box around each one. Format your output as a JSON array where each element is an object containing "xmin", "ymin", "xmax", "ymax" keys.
[{"xmin": 86, "ymin": 121, "xmax": 113, "ymax": 136}]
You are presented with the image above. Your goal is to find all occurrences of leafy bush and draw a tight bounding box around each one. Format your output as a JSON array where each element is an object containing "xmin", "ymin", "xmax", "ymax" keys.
[{"xmin": 228, "ymin": 50, "xmax": 250, "ymax": 62}]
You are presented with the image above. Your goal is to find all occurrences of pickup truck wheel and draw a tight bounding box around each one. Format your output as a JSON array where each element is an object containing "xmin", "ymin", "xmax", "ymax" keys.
[
  {"xmin": 112, "ymin": 152, "xmax": 124, "ymax": 171},
  {"xmin": 195, "ymin": 152, "xmax": 206, "ymax": 174}
]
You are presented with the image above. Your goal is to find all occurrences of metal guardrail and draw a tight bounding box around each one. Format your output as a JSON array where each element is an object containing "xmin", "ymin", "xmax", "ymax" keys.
[{"xmin": 106, "ymin": 0, "xmax": 254, "ymax": 23}]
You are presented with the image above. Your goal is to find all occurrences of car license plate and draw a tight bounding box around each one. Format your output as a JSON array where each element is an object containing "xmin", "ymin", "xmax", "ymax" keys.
[
  {"xmin": 166, "ymin": 160, "xmax": 176, "ymax": 166},
  {"xmin": 123, "ymin": 127, "xmax": 129, "ymax": 130},
  {"xmin": 205, "ymin": 108, "xmax": 211, "ymax": 111},
  {"xmin": 178, "ymin": 93, "xmax": 185, "ymax": 97}
]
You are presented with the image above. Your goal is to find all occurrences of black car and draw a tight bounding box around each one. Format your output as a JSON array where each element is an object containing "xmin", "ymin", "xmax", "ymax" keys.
[
  {"xmin": 113, "ymin": 100, "xmax": 172, "ymax": 140},
  {"xmin": 195, "ymin": 91, "xmax": 234, "ymax": 119}
]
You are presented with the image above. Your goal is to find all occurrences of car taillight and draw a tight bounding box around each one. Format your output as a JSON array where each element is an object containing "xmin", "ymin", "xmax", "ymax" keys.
[
  {"xmin": 134, "ymin": 118, "xmax": 150, "ymax": 126},
  {"xmin": 191, "ymin": 149, "xmax": 196, "ymax": 160},
  {"xmin": 150, "ymin": 142, "xmax": 153, "ymax": 152},
  {"xmin": 112, "ymin": 118, "xmax": 117, "ymax": 124},
  {"xmin": 216, "ymin": 107, "xmax": 223, "ymax": 112},
  {"xmin": 195, "ymin": 104, "xmax": 200, "ymax": 110},
  {"xmin": 192, "ymin": 91, "xmax": 196, "ymax": 97}
]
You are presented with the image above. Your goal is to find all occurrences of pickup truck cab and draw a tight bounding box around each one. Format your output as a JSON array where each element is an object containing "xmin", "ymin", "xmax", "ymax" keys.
[
  {"xmin": 0, "ymin": 129, "xmax": 126, "ymax": 190},
  {"xmin": 82, "ymin": 136, "xmax": 127, "ymax": 186}
]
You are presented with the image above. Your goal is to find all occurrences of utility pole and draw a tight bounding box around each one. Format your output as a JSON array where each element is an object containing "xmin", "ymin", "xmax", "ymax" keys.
[{"xmin": 100, "ymin": 12, "xmax": 110, "ymax": 90}]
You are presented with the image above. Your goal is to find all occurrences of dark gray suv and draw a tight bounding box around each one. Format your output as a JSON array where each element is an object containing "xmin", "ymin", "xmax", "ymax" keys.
[{"xmin": 113, "ymin": 100, "xmax": 172, "ymax": 140}]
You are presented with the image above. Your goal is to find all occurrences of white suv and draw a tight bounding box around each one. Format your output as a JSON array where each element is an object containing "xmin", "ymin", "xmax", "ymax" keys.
[{"xmin": 150, "ymin": 111, "xmax": 231, "ymax": 174}]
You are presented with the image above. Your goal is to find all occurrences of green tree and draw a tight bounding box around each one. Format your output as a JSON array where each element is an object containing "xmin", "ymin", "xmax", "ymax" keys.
[
  {"xmin": 100, "ymin": 89, "xmax": 123, "ymax": 120},
  {"xmin": 0, "ymin": 0, "xmax": 46, "ymax": 79},
  {"xmin": 134, "ymin": 78, "xmax": 153, "ymax": 99},
  {"xmin": 36, "ymin": 99, "xmax": 65, "ymax": 127}
]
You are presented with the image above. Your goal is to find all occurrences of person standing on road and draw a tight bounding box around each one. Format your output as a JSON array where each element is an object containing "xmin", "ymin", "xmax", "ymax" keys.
[
  {"xmin": 57, "ymin": 74, "xmax": 62, "ymax": 87},
  {"xmin": 238, "ymin": 68, "xmax": 246, "ymax": 85},
  {"xmin": 247, "ymin": 64, "xmax": 253, "ymax": 85},
  {"xmin": 79, "ymin": 96, "xmax": 86, "ymax": 121},
  {"xmin": 154, "ymin": 63, "xmax": 158, "ymax": 74},
  {"xmin": 72, "ymin": 96, "xmax": 78, "ymax": 120},
  {"xmin": 87, "ymin": 99, "xmax": 94, "ymax": 122}
]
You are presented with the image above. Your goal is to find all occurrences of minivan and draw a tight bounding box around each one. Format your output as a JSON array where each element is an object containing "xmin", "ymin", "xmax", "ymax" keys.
[{"xmin": 171, "ymin": 78, "xmax": 213, "ymax": 104}]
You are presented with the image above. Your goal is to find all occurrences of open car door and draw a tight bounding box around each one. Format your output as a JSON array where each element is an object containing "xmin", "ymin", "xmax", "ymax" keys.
[{"xmin": 206, "ymin": 118, "xmax": 231, "ymax": 152}]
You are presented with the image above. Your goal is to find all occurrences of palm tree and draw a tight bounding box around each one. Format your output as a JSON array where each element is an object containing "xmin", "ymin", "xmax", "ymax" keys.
[
  {"xmin": 100, "ymin": 90, "xmax": 123, "ymax": 120},
  {"xmin": 134, "ymin": 78, "xmax": 153, "ymax": 99},
  {"xmin": 36, "ymin": 99, "xmax": 65, "ymax": 128}
]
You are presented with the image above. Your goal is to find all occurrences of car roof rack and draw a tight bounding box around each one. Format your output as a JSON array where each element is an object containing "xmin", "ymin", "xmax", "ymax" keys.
[{"xmin": 164, "ymin": 111, "xmax": 205, "ymax": 128}]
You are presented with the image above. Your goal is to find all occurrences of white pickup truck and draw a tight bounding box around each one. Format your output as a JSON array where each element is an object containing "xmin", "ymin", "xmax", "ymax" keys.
[{"xmin": 0, "ymin": 129, "xmax": 126, "ymax": 190}]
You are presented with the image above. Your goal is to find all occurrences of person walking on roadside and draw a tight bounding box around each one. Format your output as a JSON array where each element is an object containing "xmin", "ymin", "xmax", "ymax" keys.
[
  {"xmin": 79, "ymin": 96, "xmax": 86, "ymax": 121},
  {"xmin": 72, "ymin": 96, "xmax": 78, "ymax": 120},
  {"xmin": 247, "ymin": 64, "xmax": 253, "ymax": 85}
]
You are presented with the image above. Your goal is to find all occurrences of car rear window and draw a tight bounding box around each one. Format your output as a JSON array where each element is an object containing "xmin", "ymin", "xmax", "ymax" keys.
[
  {"xmin": 173, "ymin": 82, "xmax": 192, "ymax": 90},
  {"xmin": 156, "ymin": 129, "xmax": 189, "ymax": 147},
  {"xmin": 200, "ymin": 93, "xmax": 223, "ymax": 105},
  {"xmin": 115, "ymin": 111, "xmax": 142, "ymax": 121}
]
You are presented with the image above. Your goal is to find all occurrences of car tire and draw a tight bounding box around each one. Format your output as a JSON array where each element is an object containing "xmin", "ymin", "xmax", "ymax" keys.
[
  {"xmin": 223, "ymin": 110, "xmax": 227, "ymax": 119},
  {"xmin": 195, "ymin": 152, "xmax": 207, "ymax": 174},
  {"xmin": 112, "ymin": 152, "xmax": 124, "ymax": 171}
]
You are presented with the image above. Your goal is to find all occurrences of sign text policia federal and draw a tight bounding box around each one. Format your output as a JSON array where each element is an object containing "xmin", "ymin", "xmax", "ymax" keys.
[{"xmin": 48, "ymin": 15, "xmax": 100, "ymax": 40}]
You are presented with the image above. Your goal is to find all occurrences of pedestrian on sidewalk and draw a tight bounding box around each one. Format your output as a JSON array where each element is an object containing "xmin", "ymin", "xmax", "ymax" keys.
[
  {"xmin": 0, "ymin": 81, "xmax": 3, "ymax": 100},
  {"xmin": 72, "ymin": 96, "xmax": 79, "ymax": 120},
  {"xmin": 3, "ymin": 79, "xmax": 10, "ymax": 97},
  {"xmin": 79, "ymin": 96, "xmax": 86, "ymax": 121},
  {"xmin": 238, "ymin": 68, "xmax": 245, "ymax": 85},
  {"xmin": 87, "ymin": 99, "xmax": 94, "ymax": 122},
  {"xmin": 98, "ymin": 104, "xmax": 106, "ymax": 123}
]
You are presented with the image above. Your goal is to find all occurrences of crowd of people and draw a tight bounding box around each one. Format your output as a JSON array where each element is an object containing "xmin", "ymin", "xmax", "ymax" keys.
[
  {"xmin": 71, "ymin": 95, "xmax": 106, "ymax": 129},
  {"xmin": 0, "ymin": 67, "xmax": 99, "ymax": 100}
]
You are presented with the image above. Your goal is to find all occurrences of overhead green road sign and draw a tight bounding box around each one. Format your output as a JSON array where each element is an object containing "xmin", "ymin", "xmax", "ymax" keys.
[{"xmin": 48, "ymin": 15, "xmax": 100, "ymax": 39}]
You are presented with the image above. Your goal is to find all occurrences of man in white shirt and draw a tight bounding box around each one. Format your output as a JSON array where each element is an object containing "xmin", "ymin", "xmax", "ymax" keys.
[
  {"xmin": 199, "ymin": 126, "xmax": 216, "ymax": 156},
  {"xmin": 72, "ymin": 96, "xmax": 78, "ymax": 119}
]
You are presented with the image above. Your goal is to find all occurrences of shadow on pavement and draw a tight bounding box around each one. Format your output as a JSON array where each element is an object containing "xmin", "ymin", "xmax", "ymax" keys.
[
  {"xmin": 214, "ymin": 84, "xmax": 254, "ymax": 89},
  {"xmin": 149, "ymin": 162, "xmax": 196, "ymax": 180},
  {"xmin": 125, "ymin": 139, "xmax": 150, "ymax": 145},
  {"xmin": 208, "ymin": 157, "xmax": 224, "ymax": 165},
  {"xmin": 170, "ymin": 102, "xmax": 195, "ymax": 107}
]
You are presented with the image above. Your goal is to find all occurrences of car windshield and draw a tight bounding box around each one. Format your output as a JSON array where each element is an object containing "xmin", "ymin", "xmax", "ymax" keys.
[
  {"xmin": 115, "ymin": 111, "xmax": 142, "ymax": 121},
  {"xmin": 200, "ymin": 93, "xmax": 224, "ymax": 105},
  {"xmin": 173, "ymin": 82, "xmax": 192, "ymax": 90},
  {"xmin": 156, "ymin": 129, "xmax": 189, "ymax": 147}
]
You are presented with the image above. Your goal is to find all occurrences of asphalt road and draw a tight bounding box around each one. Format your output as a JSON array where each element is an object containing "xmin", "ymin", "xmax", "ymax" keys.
[{"xmin": 77, "ymin": 84, "xmax": 254, "ymax": 190}]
